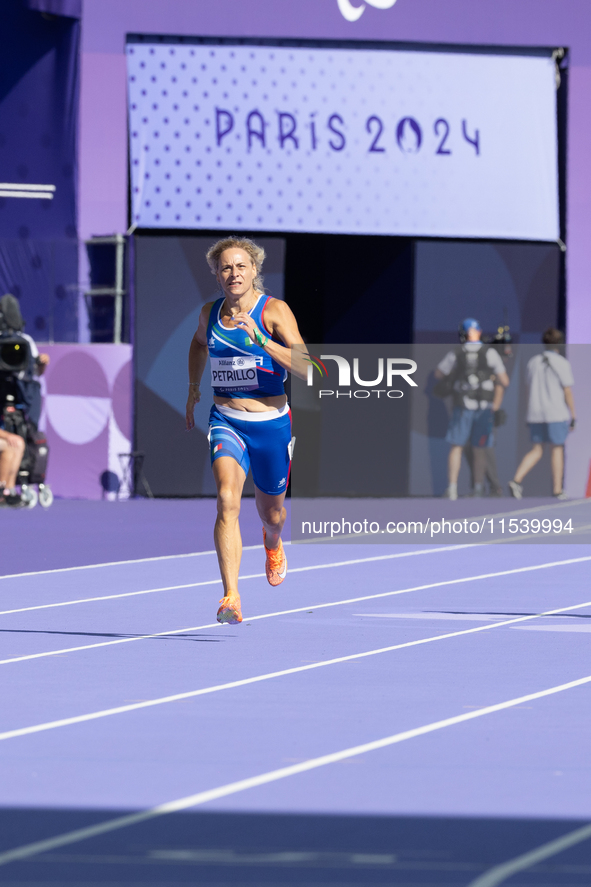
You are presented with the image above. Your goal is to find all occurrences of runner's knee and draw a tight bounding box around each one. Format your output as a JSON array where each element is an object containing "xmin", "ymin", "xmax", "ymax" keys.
[
  {"xmin": 217, "ymin": 485, "xmax": 241, "ymax": 519},
  {"xmin": 258, "ymin": 503, "xmax": 284, "ymax": 528}
]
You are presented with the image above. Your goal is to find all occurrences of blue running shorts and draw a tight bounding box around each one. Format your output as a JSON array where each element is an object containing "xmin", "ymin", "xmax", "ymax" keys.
[
  {"xmin": 529, "ymin": 421, "xmax": 569, "ymax": 445},
  {"xmin": 208, "ymin": 403, "xmax": 292, "ymax": 495},
  {"xmin": 446, "ymin": 407, "xmax": 494, "ymax": 448}
]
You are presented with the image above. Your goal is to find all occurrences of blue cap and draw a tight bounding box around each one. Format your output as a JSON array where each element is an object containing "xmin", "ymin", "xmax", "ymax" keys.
[{"xmin": 460, "ymin": 318, "xmax": 481, "ymax": 332}]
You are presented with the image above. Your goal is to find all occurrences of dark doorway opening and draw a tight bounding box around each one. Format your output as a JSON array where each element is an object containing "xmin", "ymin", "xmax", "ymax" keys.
[{"xmin": 282, "ymin": 233, "xmax": 414, "ymax": 345}]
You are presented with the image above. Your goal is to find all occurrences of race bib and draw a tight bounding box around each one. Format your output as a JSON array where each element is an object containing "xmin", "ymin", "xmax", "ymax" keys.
[{"xmin": 211, "ymin": 355, "xmax": 259, "ymax": 391}]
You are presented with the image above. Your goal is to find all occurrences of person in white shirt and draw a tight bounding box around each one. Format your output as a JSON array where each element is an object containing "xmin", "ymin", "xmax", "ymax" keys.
[
  {"xmin": 435, "ymin": 318, "xmax": 509, "ymax": 500},
  {"xmin": 509, "ymin": 328, "xmax": 575, "ymax": 500}
]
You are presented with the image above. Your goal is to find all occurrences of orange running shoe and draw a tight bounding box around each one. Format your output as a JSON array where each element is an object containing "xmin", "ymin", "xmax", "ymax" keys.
[
  {"xmin": 263, "ymin": 528, "xmax": 287, "ymax": 586},
  {"xmin": 216, "ymin": 596, "xmax": 243, "ymax": 624}
]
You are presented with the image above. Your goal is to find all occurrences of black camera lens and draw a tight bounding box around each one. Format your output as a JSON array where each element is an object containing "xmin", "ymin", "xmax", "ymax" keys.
[{"xmin": 0, "ymin": 341, "xmax": 27, "ymax": 371}]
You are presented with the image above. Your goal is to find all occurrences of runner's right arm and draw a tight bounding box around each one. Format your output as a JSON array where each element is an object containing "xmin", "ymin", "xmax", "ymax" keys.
[{"xmin": 186, "ymin": 302, "xmax": 213, "ymax": 431}]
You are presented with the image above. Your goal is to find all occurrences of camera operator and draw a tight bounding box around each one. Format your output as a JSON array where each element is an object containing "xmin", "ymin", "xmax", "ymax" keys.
[
  {"xmin": 0, "ymin": 294, "xmax": 49, "ymax": 427},
  {"xmin": 434, "ymin": 318, "xmax": 509, "ymax": 500},
  {"xmin": 0, "ymin": 294, "xmax": 49, "ymax": 506},
  {"xmin": 464, "ymin": 324, "xmax": 513, "ymax": 496}
]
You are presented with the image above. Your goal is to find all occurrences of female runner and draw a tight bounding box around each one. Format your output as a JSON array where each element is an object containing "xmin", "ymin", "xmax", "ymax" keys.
[{"xmin": 185, "ymin": 237, "xmax": 306, "ymax": 624}]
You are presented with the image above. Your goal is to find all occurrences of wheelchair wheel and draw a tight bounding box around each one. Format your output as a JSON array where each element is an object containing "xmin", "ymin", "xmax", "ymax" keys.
[
  {"xmin": 20, "ymin": 486, "xmax": 38, "ymax": 509},
  {"xmin": 38, "ymin": 484, "xmax": 54, "ymax": 509}
]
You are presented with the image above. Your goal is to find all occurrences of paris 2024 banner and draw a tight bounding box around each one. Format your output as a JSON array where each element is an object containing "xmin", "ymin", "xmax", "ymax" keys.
[{"xmin": 127, "ymin": 41, "xmax": 558, "ymax": 241}]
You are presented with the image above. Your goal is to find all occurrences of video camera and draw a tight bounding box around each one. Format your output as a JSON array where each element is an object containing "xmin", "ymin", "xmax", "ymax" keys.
[
  {"xmin": 484, "ymin": 324, "xmax": 513, "ymax": 360},
  {"xmin": 0, "ymin": 293, "xmax": 30, "ymax": 371},
  {"xmin": 0, "ymin": 293, "xmax": 31, "ymax": 401},
  {"xmin": 489, "ymin": 324, "xmax": 512, "ymax": 346},
  {"xmin": 0, "ymin": 335, "xmax": 31, "ymax": 375}
]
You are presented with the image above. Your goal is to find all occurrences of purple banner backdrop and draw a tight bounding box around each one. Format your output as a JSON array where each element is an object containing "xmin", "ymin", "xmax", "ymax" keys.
[
  {"xmin": 37, "ymin": 344, "xmax": 132, "ymax": 499},
  {"xmin": 0, "ymin": 2, "xmax": 80, "ymax": 340},
  {"xmin": 27, "ymin": 0, "xmax": 81, "ymax": 16},
  {"xmin": 78, "ymin": 0, "xmax": 591, "ymax": 344}
]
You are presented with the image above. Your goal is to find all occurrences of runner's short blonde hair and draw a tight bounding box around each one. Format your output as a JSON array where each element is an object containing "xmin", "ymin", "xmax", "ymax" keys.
[{"xmin": 206, "ymin": 236, "xmax": 266, "ymax": 292}]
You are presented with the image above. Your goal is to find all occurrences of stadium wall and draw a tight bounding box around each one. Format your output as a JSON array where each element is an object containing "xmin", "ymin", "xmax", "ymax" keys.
[
  {"xmin": 37, "ymin": 342, "xmax": 132, "ymax": 499},
  {"xmin": 78, "ymin": 0, "xmax": 591, "ymax": 343}
]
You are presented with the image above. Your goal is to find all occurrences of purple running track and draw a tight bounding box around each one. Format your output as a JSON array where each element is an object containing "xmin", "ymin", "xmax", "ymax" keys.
[{"xmin": 0, "ymin": 500, "xmax": 590, "ymax": 885}]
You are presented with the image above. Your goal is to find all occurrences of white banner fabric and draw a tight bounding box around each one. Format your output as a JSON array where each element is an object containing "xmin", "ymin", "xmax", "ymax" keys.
[{"xmin": 127, "ymin": 43, "xmax": 559, "ymax": 241}]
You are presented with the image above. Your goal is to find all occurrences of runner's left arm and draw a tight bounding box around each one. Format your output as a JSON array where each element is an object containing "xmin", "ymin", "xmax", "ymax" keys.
[{"xmin": 233, "ymin": 299, "xmax": 309, "ymax": 380}]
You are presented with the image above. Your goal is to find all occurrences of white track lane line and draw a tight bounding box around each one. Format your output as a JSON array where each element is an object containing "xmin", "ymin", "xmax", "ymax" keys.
[
  {"xmin": 1, "ymin": 672, "xmax": 590, "ymax": 868},
  {"xmin": 2, "ymin": 597, "xmax": 591, "ymax": 743},
  {"xmin": 0, "ymin": 540, "xmax": 478, "ymax": 582},
  {"xmin": 0, "ymin": 544, "xmax": 266, "ymax": 582},
  {"xmin": 2, "ymin": 497, "xmax": 588, "ymax": 582},
  {"xmin": 0, "ymin": 545, "xmax": 475, "ymax": 617},
  {"xmin": 467, "ymin": 822, "xmax": 591, "ymax": 887},
  {"xmin": 2, "ymin": 555, "xmax": 591, "ymax": 668},
  {"xmin": 0, "ymin": 580, "xmax": 222, "ymax": 618}
]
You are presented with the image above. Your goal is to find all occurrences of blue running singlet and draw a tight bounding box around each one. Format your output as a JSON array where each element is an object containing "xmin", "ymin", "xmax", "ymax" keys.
[{"xmin": 206, "ymin": 295, "xmax": 287, "ymax": 399}]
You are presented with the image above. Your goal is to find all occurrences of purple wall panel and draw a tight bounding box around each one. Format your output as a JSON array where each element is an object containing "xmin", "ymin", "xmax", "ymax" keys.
[
  {"xmin": 37, "ymin": 343, "xmax": 132, "ymax": 499},
  {"xmin": 78, "ymin": 52, "xmax": 127, "ymax": 239},
  {"xmin": 78, "ymin": 0, "xmax": 591, "ymax": 57},
  {"xmin": 565, "ymin": 65, "xmax": 591, "ymax": 342},
  {"xmin": 0, "ymin": 4, "xmax": 80, "ymax": 339},
  {"xmin": 78, "ymin": 0, "xmax": 591, "ymax": 339},
  {"xmin": 27, "ymin": 0, "xmax": 81, "ymax": 16}
]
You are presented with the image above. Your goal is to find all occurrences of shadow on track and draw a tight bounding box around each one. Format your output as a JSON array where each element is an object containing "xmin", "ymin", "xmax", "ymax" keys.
[
  {"xmin": 1, "ymin": 808, "xmax": 590, "ymax": 885},
  {"xmin": 0, "ymin": 629, "xmax": 221, "ymax": 642}
]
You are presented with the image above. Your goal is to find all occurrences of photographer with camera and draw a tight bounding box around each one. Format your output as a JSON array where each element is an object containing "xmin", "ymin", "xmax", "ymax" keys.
[
  {"xmin": 0, "ymin": 294, "xmax": 50, "ymax": 507},
  {"xmin": 0, "ymin": 294, "xmax": 49, "ymax": 426},
  {"xmin": 434, "ymin": 318, "xmax": 509, "ymax": 500},
  {"xmin": 463, "ymin": 323, "xmax": 513, "ymax": 496}
]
